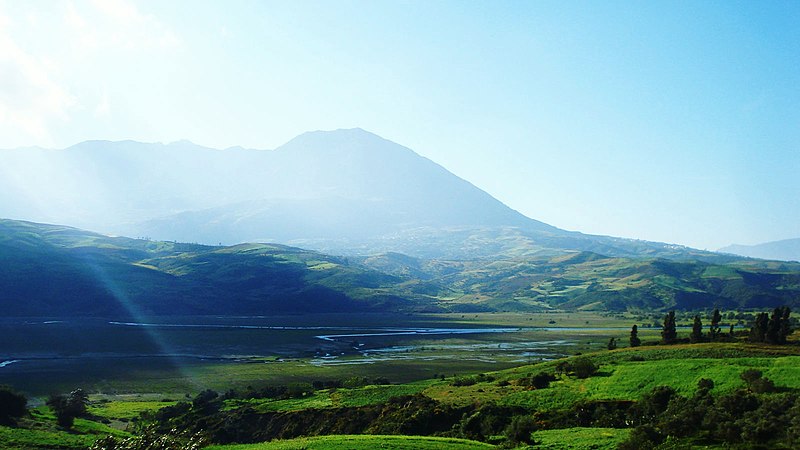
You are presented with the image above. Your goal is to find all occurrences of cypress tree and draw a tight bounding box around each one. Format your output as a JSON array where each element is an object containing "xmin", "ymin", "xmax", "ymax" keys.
[
  {"xmin": 749, "ymin": 312, "xmax": 769, "ymax": 343},
  {"xmin": 766, "ymin": 307, "xmax": 783, "ymax": 344},
  {"xmin": 690, "ymin": 315, "xmax": 703, "ymax": 343},
  {"xmin": 661, "ymin": 311, "xmax": 677, "ymax": 345},
  {"xmin": 779, "ymin": 306, "xmax": 792, "ymax": 343},
  {"xmin": 630, "ymin": 325, "xmax": 641, "ymax": 347},
  {"xmin": 709, "ymin": 308, "xmax": 722, "ymax": 341}
]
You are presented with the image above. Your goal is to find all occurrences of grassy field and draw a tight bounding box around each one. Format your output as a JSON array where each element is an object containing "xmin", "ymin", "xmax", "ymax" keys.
[
  {"xmin": 424, "ymin": 343, "xmax": 800, "ymax": 410},
  {"xmin": 205, "ymin": 435, "xmax": 495, "ymax": 449},
  {"xmin": 532, "ymin": 427, "xmax": 630, "ymax": 449},
  {"xmin": 0, "ymin": 406, "xmax": 130, "ymax": 450},
  {"xmin": 88, "ymin": 398, "xmax": 179, "ymax": 420}
]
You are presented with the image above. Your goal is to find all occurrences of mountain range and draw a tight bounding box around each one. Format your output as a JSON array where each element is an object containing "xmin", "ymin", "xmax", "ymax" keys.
[
  {"xmin": 719, "ymin": 238, "xmax": 800, "ymax": 262},
  {"xmin": 3, "ymin": 128, "xmax": 798, "ymax": 317},
  {"xmin": 0, "ymin": 128, "xmax": 736, "ymax": 261}
]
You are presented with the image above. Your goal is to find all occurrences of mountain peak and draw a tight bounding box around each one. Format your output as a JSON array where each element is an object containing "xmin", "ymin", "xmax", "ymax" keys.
[{"xmin": 279, "ymin": 128, "xmax": 401, "ymax": 155}]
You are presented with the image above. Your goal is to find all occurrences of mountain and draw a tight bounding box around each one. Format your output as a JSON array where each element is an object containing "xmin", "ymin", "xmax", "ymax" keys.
[
  {"xmin": 719, "ymin": 239, "xmax": 800, "ymax": 262},
  {"xmin": 3, "ymin": 219, "xmax": 798, "ymax": 317},
  {"xmin": 0, "ymin": 129, "xmax": 735, "ymax": 261}
]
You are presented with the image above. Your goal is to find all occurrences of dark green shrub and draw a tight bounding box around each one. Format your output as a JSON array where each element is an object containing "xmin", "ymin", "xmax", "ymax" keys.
[
  {"xmin": 571, "ymin": 357, "xmax": 599, "ymax": 379},
  {"xmin": 0, "ymin": 385, "xmax": 27, "ymax": 425},
  {"xmin": 505, "ymin": 415, "xmax": 537, "ymax": 445}
]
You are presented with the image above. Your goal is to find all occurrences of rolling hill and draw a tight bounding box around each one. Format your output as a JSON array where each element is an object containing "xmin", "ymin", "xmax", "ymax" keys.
[
  {"xmin": 2, "ymin": 219, "xmax": 798, "ymax": 317},
  {"xmin": 0, "ymin": 219, "xmax": 435, "ymax": 318}
]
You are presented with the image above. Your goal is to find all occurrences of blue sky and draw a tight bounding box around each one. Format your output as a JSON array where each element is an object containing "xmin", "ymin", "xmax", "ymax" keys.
[{"xmin": 0, "ymin": 0, "xmax": 797, "ymax": 250}]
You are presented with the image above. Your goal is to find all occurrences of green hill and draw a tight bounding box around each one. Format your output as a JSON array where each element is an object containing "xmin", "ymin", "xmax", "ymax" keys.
[
  {"xmin": 360, "ymin": 251, "xmax": 800, "ymax": 312},
  {"xmin": 0, "ymin": 219, "xmax": 431, "ymax": 317}
]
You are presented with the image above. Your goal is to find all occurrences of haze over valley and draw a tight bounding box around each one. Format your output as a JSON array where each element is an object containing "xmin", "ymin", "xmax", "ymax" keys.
[{"xmin": 1, "ymin": 2, "xmax": 798, "ymax": 449}]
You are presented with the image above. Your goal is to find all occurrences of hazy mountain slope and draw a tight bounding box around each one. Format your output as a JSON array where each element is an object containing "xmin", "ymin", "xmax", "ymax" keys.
[
  {"xmin": 719, "ymin": 238, "xmax": 800, "ymax": 262},
  {"xmin": 127, "ymin": 129, "xmax": 560, "ymax": 247},
  {"xmin": 0, "ymin": 219, "xmax": 439, "ymax": 317},
  {"xmin": 0, "ymin": 129, "xmax": 739, "ymax": 261}
]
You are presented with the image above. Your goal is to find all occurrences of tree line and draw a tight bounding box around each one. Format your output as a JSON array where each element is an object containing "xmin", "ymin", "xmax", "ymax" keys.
[{"xmin": 624, "ymin": 306, "xmax": 794, "ymax": 348}]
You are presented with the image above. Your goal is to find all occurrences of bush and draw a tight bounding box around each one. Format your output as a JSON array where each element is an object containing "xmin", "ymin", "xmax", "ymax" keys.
[
  {"xmin": 47, "ymin": 389, "xmax": 89, "ymax": 429},
  {"xmin": 618, "ymin": 424, "xmax": 663, "ymax": 450},
  {"xmin": 505, "ymin": 415, "xmax": 537, "ymax": 445},
  {"xmin": 740, "ymin": 369, "xmax": 776, "ymax": 393},
  {"xmin": 529, "ymin": 372, "xmax": 556, "ymax": 389},
  {"xmin": 571, "ymin": 357, "xmax": 599, "ymax": 379},
  {"xmin": 0, "ymin": 385, "xmax": 27, "ymax": 425}
]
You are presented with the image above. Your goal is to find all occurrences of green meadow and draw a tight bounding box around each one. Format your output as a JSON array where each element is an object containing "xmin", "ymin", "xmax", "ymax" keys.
[{"xmin": 205, "ymin": 435, "xmax": 495, "ymax": 450}]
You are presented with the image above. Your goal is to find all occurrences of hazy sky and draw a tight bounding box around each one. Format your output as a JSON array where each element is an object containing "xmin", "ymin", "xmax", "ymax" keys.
[{"xmin": 1, "ymin": 0, "xmax": 798, "ymax": 250}]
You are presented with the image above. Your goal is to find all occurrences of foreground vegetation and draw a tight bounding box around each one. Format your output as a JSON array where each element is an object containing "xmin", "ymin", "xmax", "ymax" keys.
[
  {"xmin": 2, "ymin": 308, "xmax": 798, "ymax": 449},
  {"xmin": 4, "ymin": 342, "xmax": 797, "ymax": 449}
]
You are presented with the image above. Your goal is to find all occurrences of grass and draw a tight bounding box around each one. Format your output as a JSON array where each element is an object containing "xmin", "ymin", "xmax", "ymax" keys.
[
  {"xmin": 88, "ymin": 399, "xmax": 179, "ymax": 420},
  {"xmin": 205, "ymin": 435, "xmax": 495, "ymax": 449},
  {"xmin": 532, "ymin": 427, "xmax": 630, "ymax": 449},
  {"xmin": 331, "ymin": 382, "xmax": 434, "ymax": 407},
  {"xmin": 0, "ymin": 425, "xmax": 100, "ymax": 450},
  {"xmin": 0, "ymin": 407, "xmax": 129, "ymax": 450},
  {"xmin": 223, "ymin": 381, "xmax": 436, "ymax": 413}
]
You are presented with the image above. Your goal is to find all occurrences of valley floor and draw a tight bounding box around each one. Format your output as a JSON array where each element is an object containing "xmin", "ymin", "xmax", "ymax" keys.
[{"xmin": 2, "ymin": 313, "xmax": 797, "ymax": 449}]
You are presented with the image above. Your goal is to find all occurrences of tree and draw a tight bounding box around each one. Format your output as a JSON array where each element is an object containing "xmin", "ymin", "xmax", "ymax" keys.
[
  {"xmin": 690, "ymin": 315, "xmax": 703, "ymax": 343},
  {"xmin": 67, "ymin": 389, "xmax": 88, "ymax": 416},
  {"xmin": 607, "ymin": 337, "xmax": 617, "ymax": 350},
  {"xmin": 709, "ymin": 308, "xmax": 722, "ymax": 341},
  {"xmin": 750, "ymin": 312, "xmax": 769, "ymax": 342},
  {"xmin": 630, "ymin": 325, "xmax": 641, "ymax": 347},
  {"xmin": 780, "ymin": 306, "xmax": 793, "ymax": 343},
  {"xmin": 571, "ymin": 357, "xmax": 599, "ymax": 379},
  {"xmin": 47, "ymin": 395, "xmax": 74, "ymax": 428},
  {"xmin": 749, "ymin": 307, "xmax": 791, "ymax": 344},
  {"xmin": 0, "ymin": 385, "xmax": 27, "ymax": 425},
  {"xmin": 766, "ymin": 306, "xmax": 793, "ymax": 344},
  {"xmin": 46, "ymin": 389, "xmax": 89, "ymax": 429},
  {"xmin": 661, "ymin": 311, "xmax": 677, "ymax": 344},
  {"xmin": 740, "ymin": 369, "xmax": 776, "ymax": 393},
  {"xmin": 766, "ymin": 307, "xmax": 783, "ymax": 344}
]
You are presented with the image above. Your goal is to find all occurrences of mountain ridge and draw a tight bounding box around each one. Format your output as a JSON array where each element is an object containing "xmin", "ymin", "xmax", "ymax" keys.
[
  {"xmin": 719, "ymin": 238, "xmax": 800, "ymax": 262},
  {"xmin": 0, "ymin": 129, "xmax": 743, "ymax": 261}
]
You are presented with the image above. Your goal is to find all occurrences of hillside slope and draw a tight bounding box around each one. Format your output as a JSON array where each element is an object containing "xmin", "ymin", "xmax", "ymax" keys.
[
  {"xmin": 0, "ymin": 219, "xmax": 435, "ymax": 317},
  {"xmin": 359, "ymin": 251, "xmax": 800, "ymax": 312}
]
